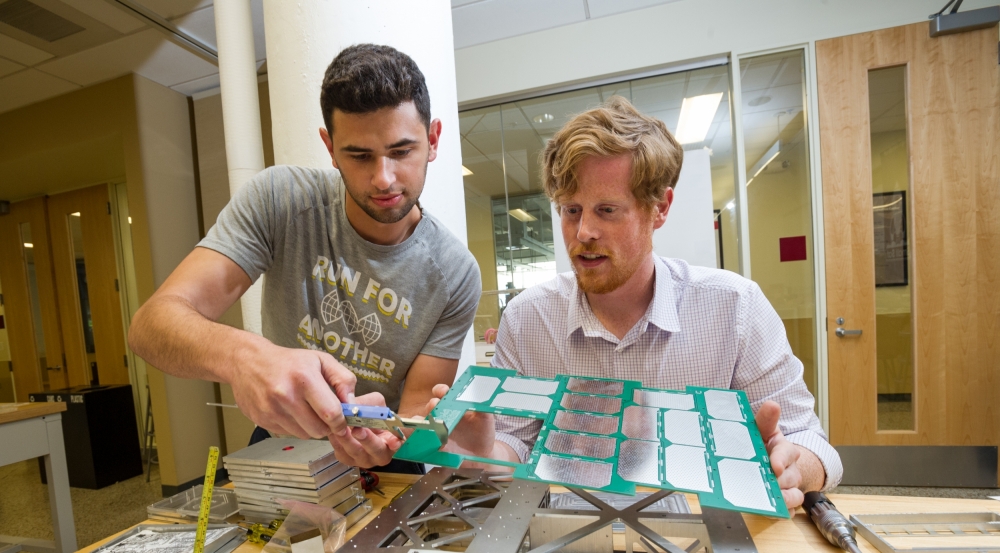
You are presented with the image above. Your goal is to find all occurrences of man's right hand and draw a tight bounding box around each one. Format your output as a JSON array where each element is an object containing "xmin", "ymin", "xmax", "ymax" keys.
[
  {"xmin": 231, "ymin": 344, "xmax": 357, "ymax": 439},
  {"xmin": 425, "ymin": 384, "xmax": 499, "ymax": 459}
]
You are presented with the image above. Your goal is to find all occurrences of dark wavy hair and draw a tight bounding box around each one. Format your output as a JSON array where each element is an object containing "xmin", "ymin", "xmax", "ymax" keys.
[{"xmin": 320, "ymin": 44, "xmax": 431, "ymax": 133}]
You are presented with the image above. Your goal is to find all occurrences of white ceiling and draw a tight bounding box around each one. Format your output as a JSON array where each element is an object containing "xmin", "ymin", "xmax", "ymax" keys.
[
  {"xmin": 0, "ymin": 0, "xmax": 686, "ymax": 115},
  {"xmin": 0, "ymin": 0, "xmax": 264, "ymax": 114}
]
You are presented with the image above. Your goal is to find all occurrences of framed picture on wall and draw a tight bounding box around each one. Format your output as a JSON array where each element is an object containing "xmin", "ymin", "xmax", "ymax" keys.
[{"xmin": 873, "ymin": 191, "xmax": 908, "ymax": 287}]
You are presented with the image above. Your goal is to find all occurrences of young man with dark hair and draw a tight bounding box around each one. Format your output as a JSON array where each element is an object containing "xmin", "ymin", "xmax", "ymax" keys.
[{"xmin": 129, "ymin": 44, "xmax": 480, "ymax": 473}]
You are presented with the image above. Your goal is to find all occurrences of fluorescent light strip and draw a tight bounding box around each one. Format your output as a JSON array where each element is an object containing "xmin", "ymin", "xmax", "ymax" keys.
[
  {"xmin": 508, "ymin": 208, "xmax": 537, "ymax": 222},
  {"xmin": 675, "ymin": 93, "xmax": 723, "ymax": 144},
  {"xmin": 747, "ymin": 141, "xmax": 781, "ymax": 185}
]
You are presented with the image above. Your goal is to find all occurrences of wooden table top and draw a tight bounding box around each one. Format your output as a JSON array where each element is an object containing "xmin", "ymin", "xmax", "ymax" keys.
[
  {"xmin": 0, "ymin": 402, "xmax": 66, "ymax": 425},
  {"xmin": 77, "ymin": 472, "xmax": 1000, "ymax": 553}
]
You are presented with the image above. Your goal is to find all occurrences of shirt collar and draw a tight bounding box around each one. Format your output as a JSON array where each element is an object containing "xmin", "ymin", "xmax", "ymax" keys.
[{"xmin": 565, "ymin": 255, "xmax": 682, "ymax": 339}]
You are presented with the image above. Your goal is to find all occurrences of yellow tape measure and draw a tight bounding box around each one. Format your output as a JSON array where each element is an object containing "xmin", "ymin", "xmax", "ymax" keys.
[{"xmin": 193, "ymin": 446, "xmax": 220, "ymax": 553}]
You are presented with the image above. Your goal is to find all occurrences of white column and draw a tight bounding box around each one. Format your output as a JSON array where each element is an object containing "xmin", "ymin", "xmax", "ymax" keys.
[
  {"xmin": 214, "ymin": 0, "xmax": 266, "ymax": 335},
  {"xmin": 262, "ymin": 1, "xmax": 476, "ymax": 371}
]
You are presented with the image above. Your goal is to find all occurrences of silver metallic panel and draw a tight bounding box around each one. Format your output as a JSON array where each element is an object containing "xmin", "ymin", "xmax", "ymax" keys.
[
  {"xmin": 534, "ymin": 454, "xmax": 613, "ymax": 489},
  {"xmin": 704, "ymin": 390, "xmax": 745, "ymax": 421},
  {"xmin": 617, "ymin": 440, "xmax": 660, "ymax": 485},
  {"xmin": 545, "ymin": 431, "xmax": 617, "ymax": 459},
  {"xmin": 710, "ymin": 420, "xmax": 756, "ymax": 460},
  {"xmin": 622, "ymin": 405, "xmax": 659, "ymax": 441},
  {"xmin": 457, "ymin": 375, "xmax": 501, "ymax": 403},
  {"xmin": 663, "ymin": 444, "xmax": 712, "ymax": 492},
  {"xmin": 634, "ymin": 389, "xmax": 696, "ymax": 410},
  {"xmin": 553, "ymin": 411, "xmax": 619, "ymax": 435},
  {"xmin": 567, "ymin": 377, "xmax": 624, "ymax": 396},
  {"xmin": 490, "ymin": 392, "xmax": 552, "ymax": 413},
  {"xmin": 718, "ymin": 458, "xmax": 775, "ymax": 512},
  {"xmin": 501, "ymin": 377, "xmax": 559, "ymax": 396},
  {"xmin": 560, "ymin": 393, "xmax": 622, "ymax": 414},
  {"xmin": 662, "ymin": 409, "xmax": 704, "ymax": 446}
]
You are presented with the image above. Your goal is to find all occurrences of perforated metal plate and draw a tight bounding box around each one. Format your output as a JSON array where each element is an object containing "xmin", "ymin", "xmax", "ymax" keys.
[
  {"xmin": 490, "ymin": 392, "xmax": 552, "ymax": 413},
  {"xmin": 567, "ymin": 377, "xmax": 624, "ymax": 396},
  {"xmin": 704, "ymin": 390, "xmax": 745, "ymax": 421},
  {"xmin": 710, "ymin": 419, "xmax": 756, "ymax": 460},
  {"xmin": 663, "ymin": 444, "xmax": 712, "ymax": 492},
  {"xmin": 457, "ymin": 375, "xmax": 500, "ymax": 403},
  {"xmin": 535, "ymin": 454, "xmax": 613, "ymax": 489},
  {"xmin": 662, "ymin": 409, "xmax": 704, "ymax": 446},
  {"xmin": 618, "ymin": 440, "xmax": 660, "ymax": 485},
  {"xmin": 622, "ymin": 406, "xmax": 659, "ymax": 441},
  {"xmin": 545, "ymin": 431, "xmax": 617, "ymax": 459},
  {"xmin": 634, "ymin": 389, "xmax": 696, "ymax": 410},
  {"xmin": 394, "ymin": 367, "xmax": 789, "ymax": 519},
  {"xmin": 501, "ymin": 377, "xmax": 559, "ymax": 395},
  {"xmin": 718, "ymin": 458, "xmax": 775, "ymax": 512},
  {"xmin": 553, "ymin": 411, "xmax": 620, "ymax": 435},
  {"xmin": 560, "ymin": 393, "xmax": 622, "ymax": 414}
]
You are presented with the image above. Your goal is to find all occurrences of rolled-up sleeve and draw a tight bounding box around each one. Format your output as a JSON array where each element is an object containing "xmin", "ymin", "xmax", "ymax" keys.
[
  {"xmin": 731, "ymin": 283, "xmax": 844, "ymax": 491},
  {"xmin": 489, "ymin": 303, "xmax": 542, "ymax": 463}
]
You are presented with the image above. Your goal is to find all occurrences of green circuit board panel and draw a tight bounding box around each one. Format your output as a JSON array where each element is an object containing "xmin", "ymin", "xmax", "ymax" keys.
[{"xmin": 394, "ymin": 366, "xmax": 790, "ymax": 518}]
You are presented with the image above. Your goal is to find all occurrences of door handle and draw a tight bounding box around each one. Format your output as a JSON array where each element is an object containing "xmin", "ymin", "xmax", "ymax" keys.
[{"xmin": 835, "ymin": 328, "xmax": 862, "ymax": 337}]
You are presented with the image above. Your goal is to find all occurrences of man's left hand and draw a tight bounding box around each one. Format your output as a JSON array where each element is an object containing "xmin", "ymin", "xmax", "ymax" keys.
[
  {"xmin": 754, "ymin": 400, "xmax": 819, "ymax": 509},
  {"xmin": 327, "ymin": 391, "xmax": 404, "ymax": 469}
]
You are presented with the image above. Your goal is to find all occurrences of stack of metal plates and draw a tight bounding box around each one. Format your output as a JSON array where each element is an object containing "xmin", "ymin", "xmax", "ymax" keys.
[
  {"xmin": 147, "ymin": 485, "xmax": 240, "ymax": 523},
  {"xmin": 223, "ymin": 438, "xmax": 371, "ymax": 525}
]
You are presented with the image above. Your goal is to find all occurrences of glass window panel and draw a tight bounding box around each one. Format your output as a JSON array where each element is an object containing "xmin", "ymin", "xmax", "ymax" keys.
[
  {"xmin": 631, "ymin": 64, "xmax": 738, "ymax": 272},
  {"xmin": 461, "ymin": 106, "xmax": 509, "ymax": 356},
  {"xmin": 19, "ymin": 222, "xmax": 49, "ymax": 389},
  {"xmin": 68, "ymin": 212, "xmax": 98, "ymax": 384},
  {"xmin": 739, "ymin": 51, "xmax": 818, "ymax": 403},
  {"xmin": 868, "ymin": 65, "xmax": 913, "ymax": 431}
]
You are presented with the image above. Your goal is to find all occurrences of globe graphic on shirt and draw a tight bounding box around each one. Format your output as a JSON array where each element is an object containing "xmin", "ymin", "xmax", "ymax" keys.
[{"xmin": 321, "ymin": 289, "xmax": 383, "ymax": 346}]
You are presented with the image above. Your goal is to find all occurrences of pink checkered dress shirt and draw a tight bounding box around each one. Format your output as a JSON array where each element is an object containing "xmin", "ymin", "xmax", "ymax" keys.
[{"xmin": 491, "ymin": 255, "xmax": 843, "ymax": 491}]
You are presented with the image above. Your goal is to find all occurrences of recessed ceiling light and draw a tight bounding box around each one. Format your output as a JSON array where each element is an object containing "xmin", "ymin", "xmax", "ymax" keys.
[
  {"xmin": 70, "ymin": 212, "xmax": 81, "ymax": 217},
  {"xmin": 748, "ymin": 95, "xmax": 771, "ymax": 107},
  {"xmin": 533, "ymin": 113, "xmax": 554, "ymax": 124},
  {"xmin": 462, "ymin": 165, "xmax": 473, "ymax": 176},
  {"xmin": 23, "ymin": 242, "xmax": 33, "ymax": 248},
  {"xmin": 508, "ymin": 208, "xmax": 537, "ymax": 222},
  {"xmin": 675, "ymin": 93, "xmax": 723, "ymax": 144}
]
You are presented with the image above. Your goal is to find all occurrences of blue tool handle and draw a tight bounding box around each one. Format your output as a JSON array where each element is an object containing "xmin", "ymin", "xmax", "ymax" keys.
[{"xmin": 342, "ymin": 403, "xmax": 394, "ymax": 420}]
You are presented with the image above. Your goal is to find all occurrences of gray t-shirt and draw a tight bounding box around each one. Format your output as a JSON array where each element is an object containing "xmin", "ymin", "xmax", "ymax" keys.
[{"xmin": 199, "ymin": 165, "xmax": 481, "ymax": 410}]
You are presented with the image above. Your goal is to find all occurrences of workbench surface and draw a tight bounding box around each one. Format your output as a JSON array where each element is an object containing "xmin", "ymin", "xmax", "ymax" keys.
[{"xmin": 77, "ymin": 472, "xmax": 1000, "ymax": 553}]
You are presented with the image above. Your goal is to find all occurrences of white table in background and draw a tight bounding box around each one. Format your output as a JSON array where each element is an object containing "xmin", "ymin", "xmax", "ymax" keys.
[{"xmin": 0, "ymin": 402, "xmax": 76, "ymax": 553}]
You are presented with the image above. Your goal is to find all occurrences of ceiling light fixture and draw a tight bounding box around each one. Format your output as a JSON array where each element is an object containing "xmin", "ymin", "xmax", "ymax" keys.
[
  {"xmin": 675, "ymin": 93, "xmax": 723, "ymax": 144},
  {"xmin": 508, "ymin": 208, "xmax": 537, "ymax": 222},
  {"xmin": 748, "ymin": 141, "xmax": 781, "ymax": 184},
  {"xmin": 71, "ymin": 212, "xmax": 81, "ymax": 217},
  {"xmin": 725, "ymin": 201, "xmax": 736, "ymax": 211},
  {"xmin": 533, "ymin": 113, "xmax": 555, "ymax": 124},
  {"xmin": 462, "ymin": 165, "xmax": 474, "ymax": 176},
  {"xmin": 23, "ymin": 242, "xmax": 33, "ymax": 248}
]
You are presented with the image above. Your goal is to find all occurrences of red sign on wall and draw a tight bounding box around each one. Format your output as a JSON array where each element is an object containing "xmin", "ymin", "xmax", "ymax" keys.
[{"xmin": 779, "ymin": 236, "xmax": 807, "ymax": 262}]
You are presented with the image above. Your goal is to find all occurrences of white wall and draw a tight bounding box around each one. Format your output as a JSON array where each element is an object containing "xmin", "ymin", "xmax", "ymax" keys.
[
  {"xmin": 133, "ymin": 74, "xmax": 223, "ymax": 484},
  {"xmin": 455, "ymin": 0, "xmax": 997, "ymax": 105}
]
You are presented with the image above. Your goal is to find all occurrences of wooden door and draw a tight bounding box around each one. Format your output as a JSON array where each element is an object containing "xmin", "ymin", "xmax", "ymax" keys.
[
  {"xmin": 818, "ymin": 22, "xmax": 999, "ymax": 455},
  {"xmin": 0, "ymin": 197, "xmax": 68, "ymax": 399},
  {"xmin": 47, "ymin": 185, "xmax": 130, "ymax": 386}
]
